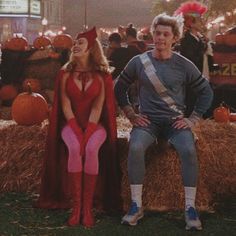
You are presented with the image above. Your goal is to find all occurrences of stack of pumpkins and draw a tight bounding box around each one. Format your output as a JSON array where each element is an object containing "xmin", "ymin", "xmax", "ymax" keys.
[
  {"xmin": 1, "ymin": 33, "xmax": 75, "ymax": 125},
  {"xmin": 0, "ymin": 34, "xmax": 49, "ymax": 124},
  {"xmin": 32, "ymin": 33, "xmax": 73, "ymax": 59},
  {"xmin": 4, "ymin": 33, "xmax": 73, "ymax": 51},
  {"xmin": 4, "ymin": 33, "xmax": 74, "ymax": 59}
]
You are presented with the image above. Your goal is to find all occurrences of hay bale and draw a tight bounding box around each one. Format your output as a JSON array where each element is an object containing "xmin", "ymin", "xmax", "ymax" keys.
[
  {"xmin": 0, "ymin": 117, "xmax": 235, "ymax": 212},
  {"xmin": 119, "ymin": 119, "xmax": 236, "ymax": 212},
  {"xmin": 0, "ymin": 120, "xmax": 48, "ymax": 193},
  {"xmin": 24, "ymin": 50, "xmax": 61, "ymax": 90},
  {"xmin": 0, "ymin": 106, "xmax": 12, "ymax": 120}
]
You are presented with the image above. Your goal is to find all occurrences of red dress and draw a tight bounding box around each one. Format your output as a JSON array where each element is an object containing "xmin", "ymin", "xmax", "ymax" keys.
[
  {"xmin": 66, "ymin": 72, "xmax": 101, "ymax": 129},
  {"xmin": 35, "ymin": 69, "xmax": 122, "ymax": 212}
]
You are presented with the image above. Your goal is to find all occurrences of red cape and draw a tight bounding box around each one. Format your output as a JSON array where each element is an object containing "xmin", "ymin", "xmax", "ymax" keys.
[{"xmin": 36, "ymin": 69, "xmax": 122, "ymax": 212}]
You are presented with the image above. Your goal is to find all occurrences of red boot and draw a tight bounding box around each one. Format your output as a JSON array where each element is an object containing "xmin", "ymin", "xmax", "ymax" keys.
[
  {"xmin": 67, "ymin": 172, "xmax": 82, "ymax": 226},
  {"xmin": 82, "ymin": 173, "xmax": 97, "ymax": 227}
]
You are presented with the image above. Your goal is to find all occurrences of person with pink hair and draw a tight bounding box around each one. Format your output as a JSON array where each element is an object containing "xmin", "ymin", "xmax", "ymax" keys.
[{"xmin": 175, "ymin": 1, "xmax": 209, "ymax": 117}]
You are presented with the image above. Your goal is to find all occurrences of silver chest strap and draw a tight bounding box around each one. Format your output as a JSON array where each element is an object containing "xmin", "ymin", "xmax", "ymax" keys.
[{"xmin": 140, "ymin": 52, "xmax": 183, "ymax": 115}]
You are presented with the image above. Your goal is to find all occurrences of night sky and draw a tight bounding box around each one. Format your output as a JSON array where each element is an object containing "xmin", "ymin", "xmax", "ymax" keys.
[{"xmin": 63, "ymin": 0, "xmax": 154, "ymax": 37}]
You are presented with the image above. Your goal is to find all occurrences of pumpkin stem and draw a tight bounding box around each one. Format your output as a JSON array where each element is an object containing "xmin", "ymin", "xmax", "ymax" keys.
[
  {"xmin": 221, "ymin": 101, "xmax": 230, "ymax": 110},
  {"xmin": 220, "ymin": 101, "xmax": 225, "ymax": 107},
  {"xmin": 27, "ymin": 82, "xmax": 32, "ymax": 94}
]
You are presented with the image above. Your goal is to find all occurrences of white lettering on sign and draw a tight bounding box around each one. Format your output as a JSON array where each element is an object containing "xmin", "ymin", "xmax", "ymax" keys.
[
  {"xmin": 211, "ymin": 63, "xmax": 236, "ymax": 77},
  {"xmin": 231, "ymin": 63, "xmax": 236, "ymax": 76},
  {"xmin": 30, "ymin": 0, "xmax": 40, "ymax": 15},
  {"xmin": 0, "ymin": 0, "xmax": 28, "ymax": 14}
]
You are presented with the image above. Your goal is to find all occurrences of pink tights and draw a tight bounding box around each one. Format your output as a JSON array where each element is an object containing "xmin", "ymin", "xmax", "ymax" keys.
[{"xmin": 61, "ymin": 124, "xmax": 107, "ymax": 174}]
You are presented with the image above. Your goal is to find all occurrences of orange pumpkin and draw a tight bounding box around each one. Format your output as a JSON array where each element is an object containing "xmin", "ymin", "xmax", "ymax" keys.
[
  {"xmin": 33, "ymin": 36, "xmax": 52, "ymax": 49},
  {"xmin": 0, "ymin": 85, "xmax": 18, "ymax": 101},
  {"xmin": 11, "ymin": 85, "xmax": 48, "ymax": 125},
  {"xmin": 229, "ymin": 113, "xmax": 236, "ymax": 122},
  {"xmin": 5, "ymin": 36, "xmax": 28, "ymax": 51},
  {"xmin": 38, "ymin": 90, "xmax": 50, "ymax": 103},
  {"xmin": 213, "ymin": 105, "xmax": 230, "ymax": 123},
  {"xmin": 215, "ymin": 33, "xmax": 225, "ymax": 45},
  {"xmin": 22, "ymin": 79, "xmax": 41, "ymax": 93},
  {"xmin": 52, "ymin": 34, "xmax": 73, "ymax": 49},
  {"xmin": 48, "ymin": 51, "xmax": 60, "ymax": 59}
]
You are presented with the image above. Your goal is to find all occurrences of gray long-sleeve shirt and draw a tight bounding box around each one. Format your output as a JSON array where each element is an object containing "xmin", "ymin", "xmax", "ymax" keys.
[{"xmin": 115, "ymin": 51, "xmax": 213, "ymax": 121}]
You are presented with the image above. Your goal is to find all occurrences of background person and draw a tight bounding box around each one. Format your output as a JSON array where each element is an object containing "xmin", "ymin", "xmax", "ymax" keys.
[
  {"xmin": 107, "ymin": 32, "xmax": 130, "ymax": 79},
  {"xmin": 174, "ymin": 1, "xmax": 209, "ymax": 117}
]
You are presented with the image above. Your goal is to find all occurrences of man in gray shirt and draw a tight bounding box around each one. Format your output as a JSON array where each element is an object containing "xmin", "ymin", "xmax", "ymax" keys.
[{"xmin": 115, "ymin": 13, "xmax": 213, "ymax": 230}]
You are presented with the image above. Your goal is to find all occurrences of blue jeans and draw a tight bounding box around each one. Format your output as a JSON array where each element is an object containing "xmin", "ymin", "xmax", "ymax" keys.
[{"xmin": 128, "ymin": 119, "xmax": 198, "ymax": 187}]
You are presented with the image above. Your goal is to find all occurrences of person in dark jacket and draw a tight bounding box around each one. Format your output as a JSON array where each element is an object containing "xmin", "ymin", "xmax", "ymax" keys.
[
  {"xmin": 107, "ymin": 32, "xmax": 130, "ymax": 79},
  {"xmin": 125, "ymin": 24, "xmax": 147, "ymax": 110},
  {"xmin": 175, "ymin": 1, "xmax": 208, "ymax": 117}
]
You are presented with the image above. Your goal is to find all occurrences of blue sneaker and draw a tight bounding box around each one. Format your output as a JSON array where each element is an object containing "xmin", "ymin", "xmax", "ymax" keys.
[
  {"xmin": 121, "ymin": 201, "xmax": 144, "ymax": 226},
  {"xmin": 185, "ymin": 207, "xmax": 202, "ymax": 230}
]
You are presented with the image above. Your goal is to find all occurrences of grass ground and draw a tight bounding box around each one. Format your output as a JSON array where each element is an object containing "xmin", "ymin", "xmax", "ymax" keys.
[{"xmin": 0, "ymin": 192, "xmax": 235, "ymax": 236}]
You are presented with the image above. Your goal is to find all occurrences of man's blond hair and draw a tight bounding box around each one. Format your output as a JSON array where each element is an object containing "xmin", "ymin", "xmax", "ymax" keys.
[{"xmin": 151, "ymin": 13, "xmax": 184, "ymax": 39}]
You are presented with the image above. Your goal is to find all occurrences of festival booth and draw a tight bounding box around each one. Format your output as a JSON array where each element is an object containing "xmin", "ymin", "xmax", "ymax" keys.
[
  {"xmin": 0, "ymin": 33, "xmax": 235, "ymax": 213},
  {"xmin": 0, "ymin": 34, "xmax": 72, "ymax": 106}
]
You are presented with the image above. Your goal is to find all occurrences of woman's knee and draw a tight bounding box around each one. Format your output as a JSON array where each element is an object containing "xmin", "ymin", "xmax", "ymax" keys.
[
  {"xmin": 61, "ymin": 125, "xmax": 80, "ymax": 146},
  {"xmin": 86, "ymin": 127, "xmax": 106, "ymax": 148},
  {"xmin": 85, "ymin": 145, "xmax": 98, "ymax": 157},
  {"xmin": 70, "ymin": 145, "xmax": 81, "ymax": 155}
]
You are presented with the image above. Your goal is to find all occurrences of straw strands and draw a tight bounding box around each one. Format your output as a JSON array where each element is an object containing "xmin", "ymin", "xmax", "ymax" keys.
[
  {"xmin": 0, "ymin": 117, "xmax": 235, "ymax": 211},
  {"xmin": 118, "ymin": 119, "xmax": 236, "ymax": 211}
]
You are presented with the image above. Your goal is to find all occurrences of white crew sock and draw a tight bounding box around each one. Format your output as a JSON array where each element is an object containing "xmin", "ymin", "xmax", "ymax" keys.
[
  {"xmin": 184, "ymin": 186, "xmax": 197, "ymax": 210},
  {"xmin": 130, "ymin": 184, "xmax": 143, "ymax": 208}
]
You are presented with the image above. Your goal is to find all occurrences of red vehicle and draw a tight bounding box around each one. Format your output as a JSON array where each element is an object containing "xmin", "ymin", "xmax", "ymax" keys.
[{"xmin": 210, "ymin": 27, "xmax": 236, "ymax": 86}]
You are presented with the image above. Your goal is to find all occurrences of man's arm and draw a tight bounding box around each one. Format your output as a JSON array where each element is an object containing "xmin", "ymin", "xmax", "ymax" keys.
[
  {"xmin": 188, "ymin": 74, "xmax": 213, "ymax": 117},
  {"xmin": 114, "ymin": 57, "xmax": 150, "ymax": 127},
  {"xmin": 173, "ymin": 62, "xmax": 213, "ymax": 130},
  {"xmin": 114, "ymin": 57, "xmax": 137, "ymax": 108}
]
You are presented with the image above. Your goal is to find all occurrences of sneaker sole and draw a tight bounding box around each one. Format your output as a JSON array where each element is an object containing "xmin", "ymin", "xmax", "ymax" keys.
[
  {"xmin": 121, "ymin": 214, "xmax": 144, "ymax": 226},
  {"xmin": 185, "ymin": 225, "xmax": 203, "ymax": 231}
]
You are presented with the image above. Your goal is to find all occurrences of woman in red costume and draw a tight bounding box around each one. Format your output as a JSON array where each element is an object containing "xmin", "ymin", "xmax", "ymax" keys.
[{"xmin": 36, "ymin": 27, "xmax": 121, "ymax": 227}]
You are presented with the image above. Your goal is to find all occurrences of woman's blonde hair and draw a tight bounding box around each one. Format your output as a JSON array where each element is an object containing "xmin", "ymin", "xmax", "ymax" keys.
[{"xmin": 64, "ymin": 39, "xmax": 110, "ymax": 73}]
